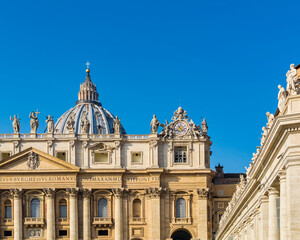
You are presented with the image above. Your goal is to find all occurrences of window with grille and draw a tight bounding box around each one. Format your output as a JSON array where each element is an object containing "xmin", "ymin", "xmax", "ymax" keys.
[
  {"xmin": 31, "ymin": 198, "xmax": 40, "ymax": 218},
  {"xmin": 176, "ymin": 198, "xmax": 186, "ymax": 218},
  {"xmin": 98, "ymin": 198, "xmax": 108, "ymax": 218},
  {"xmin": 4, "ymin": 200, "xmax": 12, "ymax": 219},
  {"xmin": 174, "ymin": 146, "xmax": 187, "ymax": 163},
  {"xmin": 59, "ymin": 199, "xmax": 67, "ymax": 218}
]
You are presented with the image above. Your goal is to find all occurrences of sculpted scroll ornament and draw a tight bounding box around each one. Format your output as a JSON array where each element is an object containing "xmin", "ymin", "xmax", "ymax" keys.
[
  {"xmin": 197, "ymin": 188, "xmax": 209, "ymax": 198},
  {"xmin": 27, "ymin": 152, "xmax": 40, "ymax": 170}
]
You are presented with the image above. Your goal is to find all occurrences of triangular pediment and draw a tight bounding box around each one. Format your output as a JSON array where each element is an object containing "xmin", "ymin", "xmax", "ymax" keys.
[{"xmin": 0, "ymin": 147, "xmax": 80, "ymax": 172}]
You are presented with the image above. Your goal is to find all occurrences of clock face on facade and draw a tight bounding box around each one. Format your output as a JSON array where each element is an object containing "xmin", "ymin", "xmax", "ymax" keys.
[{"xmin": 174, "ymin": 121, "xmax": 188, "ymax": 136}]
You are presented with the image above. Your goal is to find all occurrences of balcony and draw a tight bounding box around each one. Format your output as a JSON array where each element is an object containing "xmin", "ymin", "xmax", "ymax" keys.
[
  {"xmin": 92, "ymin": 217, "xmax": 113, "ymax": 227},
  {"xmin": 129, "ymin": 217, "xmax": 145, "ymax": 225},
  {"xmin": 172, "ymin": 217, "xmax": 192, "ymax": 225},
  {"xmin": 56, "ymin": 218, "xmax": 69, "ymax": 225},
  {"xmin": 2, "ymin": 218, "xmax": 13, "ymax": 225},
  {"xmin": 24, "ymin": 217, "xmax": 45, "ymax": 227}
]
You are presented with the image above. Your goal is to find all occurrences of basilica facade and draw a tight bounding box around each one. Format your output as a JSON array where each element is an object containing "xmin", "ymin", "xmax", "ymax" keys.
[{"xmin": 0, "ymin": 67, "xmax": 224, "ymax": 240}]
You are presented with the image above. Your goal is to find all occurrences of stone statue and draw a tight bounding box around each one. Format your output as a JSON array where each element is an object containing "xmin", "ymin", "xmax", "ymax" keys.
[
  {"xmin": 113, "ymin": 116, "xmax": 121, "ymax": 134},
  {"xmin": 10, "ymin": 115, "xmax": 20, "ymax": 133},
  {"xmin": 278, "ymin": 85, "xmax": 287, "ymax": 113},
  {"xmin": 286, "ymin": 64, "xmax": 298, "ymax": 95},
  {"xmin": 190, "ymin": 119, "xmax": 201, "ymax": 138},
  {"xmin": 66, "ymin": 112, "xmax": 75, "ymax": 133},
  {"xmin": 260, "ymin": 126, "xmax": 269, "ymax": 146},
  {"xmin": 266, "ymin": 112, "xmax": 274, "ymax": 128},
  {"xmin": 29, "ymin": 110, "xmax": 40, "ymax": 133},
  {"xmin": 159, "ymin": 120, "xmax": 173, "ymax": 140},
  {"xmin": 81, "ymin": 112, "xmax": 90, "ymax": 134},
  {"xmin": 150, "ymin": 114, "xmax": 160, "ymax": 133},
  {"xmin": 45, "ymin": 115, "xmax": 54, "ymax": 133},
  {"xmin": 201, "ymin": 118, "xmax": 208, "ymax": 134}
]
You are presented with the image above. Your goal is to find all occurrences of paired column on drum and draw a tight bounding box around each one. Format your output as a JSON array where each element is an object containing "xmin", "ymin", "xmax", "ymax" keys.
[
  {"xmin": 11, "ymin": 189, "xmax": 23, "ymax": 240},
  {"xmin": 44, "ymin": 188, "xmax": 55, "ymax": 240},
  {"xmin": 113, "ymin": 188, "xmax": 125, "ymax": 240},
  {"xmin": 82, "ymin": 189, "xmax": 91, "ymax": 240},
  {"xmin": 267, "ymin": 187, "xmax": 279, "ymax": 240},
  {"xmin": 67, "ymin": 188, "xmax": 79, "ymax": 240}
]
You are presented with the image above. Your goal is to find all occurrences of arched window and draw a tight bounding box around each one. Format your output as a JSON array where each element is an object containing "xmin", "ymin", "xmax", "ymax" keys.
[
  {"xmin": 4, "ymin": 200, "xmax": 12, "ymax": 219},
  {"xmin": 133, "ymin": 199, "xmax": 141, "ymax": 218},
  {"xmin": 59, "ymin": 199, "xmax": 67, "ymax": 218},
  {"xmin": 176, "ymin": 198, "xmax": 186, "ymax": 218},
  {"xmin": 31, "ymin": 198, "xmax": 40, "ymax": 218},
  {"xmin": 98, "ymin": 198, "xmax": 108, "ymax": 218}
]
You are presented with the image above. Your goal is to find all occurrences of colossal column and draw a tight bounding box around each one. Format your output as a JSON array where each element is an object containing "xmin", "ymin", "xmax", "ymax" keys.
[
  {"xmin": 10, "ymin": 189, "xmax": 23, "ymax": 240},
  {"xmin": 44, "ymin": 188, "xmax": 55, "ymax": 240},
  {"xmin": 279, "ymin": 170, "xmax": 288, "ymax": 240},
  {"xmin": 197, "ymin": 188, "xmax": 209, "ymax": 240},
  {"xmin": 147, "ymin": 187, "xmax": 162, "ymax": 240},
  {"xmin": 113, "ymin": 188, "xmax": 124, "ymax": 240},
  {"xmin": 268, "ymin": 187, "xmax": 279, "ymax": 240},
  {"xmin": 259, "ymin": 195, "xmax": 269, "ymax": 240},
  {"xmin": 67, "ymin": 188, "xmax": 79, "ymax": 240},
  {"xmin": 82, "ymin": 189, "xmax": 91, "ymax": 240}
]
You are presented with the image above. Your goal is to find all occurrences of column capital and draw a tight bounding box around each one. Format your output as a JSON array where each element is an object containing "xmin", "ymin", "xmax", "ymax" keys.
[
  {"xmin": 10, "ymin": 188, "xmax": 23, "ymax": 199},
  {"xmin": 267, "ymin": 187, "xmax": 279, "ymax": 196},
  {"xmin": 278, "ymin": 169, "xmax": 287, "ymax": 181},
  {"xmin": 43, "ymin": 188, "xmax": 55, "ymax": 198},
  {"xmin": 259, "ymin": 195, "xmax": 269, "ymax": 204},
  {"xmin": 145, "ymin": 187, "xmax": 163, "ymax": 198},
  {"xmin": 67, "ymin": 187, "xmax": 79, "ymax": 198},
  {"xmin": 82, "ymin": 188, "xmax": 92, "ymax": 199},
  {"xmin": 112, "ymin": 188, "xmax": 125, "ymax": 198},
  {"xmin": 197, "ymin": 187, "xmax": 209, "ymax": 199}
]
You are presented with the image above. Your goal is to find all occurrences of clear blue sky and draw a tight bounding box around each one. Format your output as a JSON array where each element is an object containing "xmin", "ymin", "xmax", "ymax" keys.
[{"xmin": 0, "ymin": 0, "xmax": 299, "ymax": 173}]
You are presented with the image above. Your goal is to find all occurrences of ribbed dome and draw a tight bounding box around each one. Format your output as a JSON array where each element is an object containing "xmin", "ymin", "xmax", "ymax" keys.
[{"xmin": 54, "ymin": 66, "xmax": 126, "ymax": 134}]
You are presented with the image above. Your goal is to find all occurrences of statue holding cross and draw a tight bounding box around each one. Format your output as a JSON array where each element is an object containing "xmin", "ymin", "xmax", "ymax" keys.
[{"xmin": 29, "ymin": 110, "xmax": 40, "ymax": 133}]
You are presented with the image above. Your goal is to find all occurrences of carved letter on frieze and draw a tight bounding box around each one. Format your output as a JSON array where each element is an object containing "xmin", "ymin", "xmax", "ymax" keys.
[
  {"xmin": 197, "ymin": 188, "xmax": 209, "ymax": 199},
  {"xmin": 27, "ymin": 152, "xmax": 40, "ymax": 170}
]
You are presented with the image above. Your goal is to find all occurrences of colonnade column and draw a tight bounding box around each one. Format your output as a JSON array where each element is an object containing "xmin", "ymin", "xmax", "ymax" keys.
[
  {"xmin": 83, "ymin": 189, "xmax": 91, "ymax": 240},
  {"xmin": 268, "ymin": 187, "xmax": 279, "ymax": 240},
  {"xmin": 279, "ymin": 170, "xmax": 287, "ymax": 240},
  {"xmin": 148, "ymin": 188, "xmax": 162, "ymax": 240},
  {"xmin": 113, "ymin": 188, "xmax": 124, "ymax": 240},
  {"xmin": 44, "ymin": 188, "xmax": 55, "ymax": 240},
  {"xmin": 259, "ymin": 195, "xmax": 269, "ymax": 240},
  {"xmin": 67, "ymin": 188, "xmax": 79, "ymax": 240},
  {"xmin": 197, "ymin": 188, "xmax": 209, "ymax": 240},
  {"xmin": 11, "ymin": 189, "xmax": 23, "ymax": 240}
]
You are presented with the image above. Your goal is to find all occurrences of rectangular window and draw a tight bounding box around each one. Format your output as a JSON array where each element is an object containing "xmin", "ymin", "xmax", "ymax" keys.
[
  {"xmin": 174, "ymin": 146, "xmax": 187, "ymax": 163},
  {"xmin": 131, "ymin": 152, "xmax": 142, "ymax": 164},
  {"xmin": 60, "ymin": 205, "xmax": 67, "ymax": 218},
  {"xmin": 218, "ymin": 190, "xmax": 223, "ymax": 195},
  {"xmin": 3, "ymin": 231, "xmax": 12, "ymax": 237},
  {"xmin": 94, "ymin": 153, "xmax": 108, "ymax": 163},
  {"xmin": 56, "ymin": 152, "xmax": 66, "ymax": 161},
  {"xmin": 98, "ymin": 230, "xmax": 108, "ymax": 236},
  {"xmin": 59, "ymin": 230, "xmax": 68, "ymax": 236},
  {"xmin": 5, "ymin": 206, "xmax": 12, "ymax": 219}
]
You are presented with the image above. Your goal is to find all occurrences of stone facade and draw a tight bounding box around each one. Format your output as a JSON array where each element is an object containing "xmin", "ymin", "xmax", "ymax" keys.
[
  {"xmin": 0, "ymin": 66, "xmax": 230, "ymax": 240},
  {"xmin": 215, "ymin": 63, "xmax": 300, "ymax": 240}
]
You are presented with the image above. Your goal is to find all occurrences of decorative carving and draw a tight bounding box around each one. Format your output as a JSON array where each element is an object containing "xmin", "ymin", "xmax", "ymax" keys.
[
  {"xmin": 81, "ymin": 111, "xmax": 90, "ymax": 134},
  {"xmin": 43, "ymin": 188, "xmax": 55, "ymax": 198},
  {"xmin": 278, "ymin": 85, "xmax": 287, "ymax": 113},
  {"xmin": 82, "ymin": 188, "xmax": 92, "ymax": 198},
  {"xmin": 172, "ymin": 107, "xmax": 189, "ymax": 121},
  {"xmin": 149, "ymin": 141, "xmax": 158, "ymax": 148},
  {"xmin": 145, "ymin": 187, "xmax": 163, "ymax": 198},
  {"xmin": 266, "ymin": 112, "xmax": 274, "ymax": 128},
  {"xmin": 82, "ymin": 141, "xmax": 88, "ymax": 149},
  {"xmin": 286, "ymin": 63, "xmax": 299, "ymax": 95},
  {"xmin": 10, "ymin": 188, "xmax": 23, "ymax": 198},
  {"xmin": 27, "ymin": 152, "xmax": 40, "ymax": 170},
  {"xmin": 113, "ymin": 116, "xmax": 121, "ymax": 134},
  {"xmin": 112, "ymin": 188, "xmax": 125, "ymax": 198},
  {"xmin": 69, "ymin": 140, "xmax": 75, "ymax": 149},
  {"xmin": 13, "ymin": 141, "xmax": 19, "ymax": 149},
  {"xmin": 150, "ymin": 114, "xmax": 160, "ymax": 133},
  {"xmin": 197, "ymin": 188, "xmax": 209, "ymax": 198},
  {"xmin": 29, "ymin": 110, "xmax": 40, "ymax": 133},
  {"xmin": 10, "ymin": 115, "xmax": 20, "ymax": 133},
  {"xmin": 66, "ymin": 112, "xmax": 76, "ymax": 133},
  {"xmin": 45, "ymin": 115, "xmax": 54, "ymax": 133},
  {"xmin": 66, "ymin": 188, "xmax": 79, "ymax": 198},
  {"xmin": 114, "ymin": 141, "xmax": 121, "ymax": 149},
  {"xmin": 47, "ymin": 141, "xmax": 53, "ymax": 149},
  {"xmin": 28, "ymin": 229, "xmax": 42, "ymax": 237}
]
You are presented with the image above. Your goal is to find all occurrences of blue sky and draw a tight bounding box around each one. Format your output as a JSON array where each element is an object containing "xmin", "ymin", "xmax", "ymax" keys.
[{"xmin": 0, "ymin": 0, "xmax": 299, "ymax": 173}]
